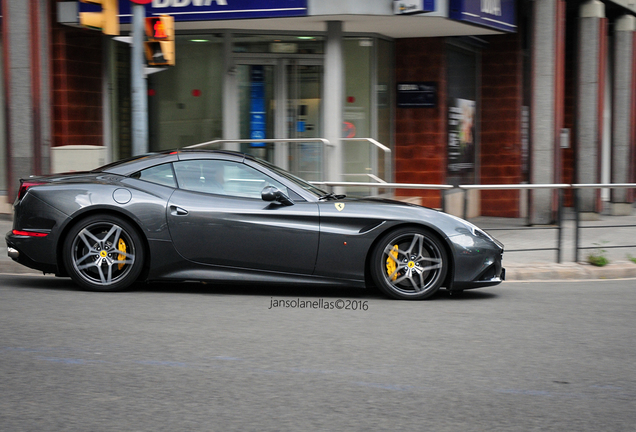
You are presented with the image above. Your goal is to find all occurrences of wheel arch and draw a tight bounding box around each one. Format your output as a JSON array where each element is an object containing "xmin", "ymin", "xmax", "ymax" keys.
[
  {"xmin": 364, "ymin": 222, "xmax": 455, "ymax": 291},
  {"xmin": 55, "ymin": 208, "xmax": 151, "ymax": 281}
]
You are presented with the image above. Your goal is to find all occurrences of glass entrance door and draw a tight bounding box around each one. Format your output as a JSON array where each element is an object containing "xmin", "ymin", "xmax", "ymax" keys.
[{"xmin": 237, "ymin": 59, "xmax": 323, "ymax": 179}]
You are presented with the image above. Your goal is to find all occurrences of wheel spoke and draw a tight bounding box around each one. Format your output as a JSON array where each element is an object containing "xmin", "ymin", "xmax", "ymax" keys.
[
  {"xmin": 416, "ymin": 272, "xmax": 426, "ymax": 291},
  {"xmin": 103, "ymin": 225, "xmax": 122, "ymax": 247},
  {"xmin": 408, "ymin": 275, "xmax": 422, "ymax": 292},
  {"xmin": 419, "ymin": 264, "xmax": 442, "ymax": 272},
  {"xmin": 96, "ymin": 265, "xmax": 106, "ymax": 284},
  {"xmin": 384, "ymin": 245, "xmax": 407, "ymax": 261},
  {"xmin": 405, "ymin": 234, "xmax": 421, "ymax": 255},
  {"xmin": 77, "ymin": 260, "xmax": 99, "ymax": 271},
  {"xmin": 106, "ymin": 263, "xmax": 113, "ymax": 284},
  {"xmin": 393, "ymin": 272, "xmax": 410, "ymax": 285},
  {"xmin": 113, "ymin": 250, "xmax": 135, "ymax": 261},
  {"xmin": 75, "ymin": 250, "xmax": 98, "ymax": 266},
  {"xmin": 79, "ymin": 230, "xmax": 100, "ymax": 250}
]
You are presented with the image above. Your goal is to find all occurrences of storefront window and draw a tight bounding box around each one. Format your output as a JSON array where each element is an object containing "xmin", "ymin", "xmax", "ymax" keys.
[
  {"xmin": 344, "ymin": 37, "xmax": 373, "ymax": 192},
  {"xmin": 148, "ymin": 34, "xmax": 224, "ymax": 151}
]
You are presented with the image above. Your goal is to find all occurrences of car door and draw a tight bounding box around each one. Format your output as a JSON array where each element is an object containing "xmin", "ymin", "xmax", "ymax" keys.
[{"xmin": 167, "ymin": 159, "xmax": 319, "ymax": 275}]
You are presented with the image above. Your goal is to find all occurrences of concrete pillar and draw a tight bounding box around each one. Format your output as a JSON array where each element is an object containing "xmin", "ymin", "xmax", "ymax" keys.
[
  {"xmin": 577, "ymin": 0, "xmax": 606, "ymax": 216},
  {"xmin": 530, "ymin": 0, "xmax": 564, "ymax": 224},
  {"xmin": 222, "ymin": 33, "xmax": 240, "ymax": 151},
  {"xmin": 3, "ymin": 0, "xmax": 52, "ymax": 201},
  {"xmin": 324, "ymin": 21, "xmax": 344, "ymax": 185},
  {"xmin": 611, "ymin": 15, "xmax": 635, "ymax": 215}
]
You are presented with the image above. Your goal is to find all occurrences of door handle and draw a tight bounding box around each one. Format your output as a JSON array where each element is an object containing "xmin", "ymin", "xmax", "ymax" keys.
[{"xmin": 170, "ymin": 206, "xmax": 189, "ymax": 216}]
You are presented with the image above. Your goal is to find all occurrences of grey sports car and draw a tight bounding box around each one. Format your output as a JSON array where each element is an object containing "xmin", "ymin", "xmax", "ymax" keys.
[{"xmin": 6, "ymin": 150, "xmax": 504, "ymax": 300}]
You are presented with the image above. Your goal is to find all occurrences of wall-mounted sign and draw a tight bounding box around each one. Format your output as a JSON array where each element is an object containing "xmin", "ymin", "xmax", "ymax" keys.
[
  {"xmin": 394, "ymin": 0, "xmax": 435, "ymax": 14},
  {"xmin": 79, "ymin": 0, "xmax": 308, "ymax": 23},
  {"xmin": 396, "ymin": 82, "xmax": 437, "ymax": 108},
  {"xmin": 449, "ymin": 0, "xmax": 516, "ymax": 32}
]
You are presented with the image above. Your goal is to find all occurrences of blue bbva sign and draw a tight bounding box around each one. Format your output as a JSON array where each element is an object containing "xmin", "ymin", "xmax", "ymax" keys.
[
  {"xmin": 449, "ymin": 0, "xmax": 516, "ymax": 32},
  {"xmin": 80, "ymin": 0, "xmax": 308, "ymax": 23}
]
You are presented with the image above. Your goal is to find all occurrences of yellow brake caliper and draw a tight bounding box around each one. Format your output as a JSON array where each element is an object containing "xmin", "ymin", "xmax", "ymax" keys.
[
  {"xmin": 117, "ymin": 238, "xmax": 127, "ymax": 270},
  {"xmin": 386, "ymin": 245, "xmax": 399, "ymax": 281}
]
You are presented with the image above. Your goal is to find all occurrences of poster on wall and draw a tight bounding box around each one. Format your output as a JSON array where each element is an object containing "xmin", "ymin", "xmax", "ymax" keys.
[{"xmin": 448, "ymin": 98, "xmax": 476, "ymax": 183}]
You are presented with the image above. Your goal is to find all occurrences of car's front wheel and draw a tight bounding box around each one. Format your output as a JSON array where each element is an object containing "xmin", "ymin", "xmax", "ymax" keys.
[
  {"xmin": 371, "ymin": 227, "xmax": 448, "ymax": 300},
  {"xmin": 63, "ymin": 215, "xmax": 145, "ymax": 291}
]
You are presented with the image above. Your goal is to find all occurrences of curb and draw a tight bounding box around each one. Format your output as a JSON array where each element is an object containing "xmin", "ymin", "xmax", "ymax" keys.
[{"xmin": 505, "ymin": 261, "xmax": 636, "ymax": 281}]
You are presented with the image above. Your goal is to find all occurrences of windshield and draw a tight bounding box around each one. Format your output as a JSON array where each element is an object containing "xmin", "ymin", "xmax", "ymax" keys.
[{"xmin": 258, "ymin": 159, "xmax": 328, "ymax": 198}]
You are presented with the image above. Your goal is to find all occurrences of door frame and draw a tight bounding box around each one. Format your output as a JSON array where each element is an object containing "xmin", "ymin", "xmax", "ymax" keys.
[{"xmin": 225, "ymin": 53, "xmax": 323, "ymax": 172}]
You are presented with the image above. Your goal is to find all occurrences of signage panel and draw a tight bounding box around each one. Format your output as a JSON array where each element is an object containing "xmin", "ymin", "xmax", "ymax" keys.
[
  {"xmin": 79, "ymin": 0, "xmax": 308, "ymax": 23},
  {"xmin": 396, "ymin": 82, "xmax": 437, "ymax": 108},
  {"xmin": 449, "ymin": 0, "xmax": 516, "ymax": 32},
  {"xmin": 394, "ymin": 0, "xmax": 435, "ymax": 14}
]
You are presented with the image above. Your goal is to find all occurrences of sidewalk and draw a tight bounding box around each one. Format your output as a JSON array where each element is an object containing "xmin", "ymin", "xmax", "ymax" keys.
[{"xmin": 2, "ymin": 212, "xmax": 636, "ymax": 281}]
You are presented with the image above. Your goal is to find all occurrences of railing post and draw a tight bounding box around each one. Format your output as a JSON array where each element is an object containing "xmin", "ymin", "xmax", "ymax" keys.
[
  {"xmin": 462, "ymin": 188, "xmax": 468, "ymax": 220},
  {"xmin": 441, "ymin": 188, "xmax": 446, "ymax": 213},
  {"xmin": 557, "ymin": 187, "xmax": 563, "ymax": 263},
  {"xmin": 574, "ymin": 187, "xmax": 580, "ymax": 262}
]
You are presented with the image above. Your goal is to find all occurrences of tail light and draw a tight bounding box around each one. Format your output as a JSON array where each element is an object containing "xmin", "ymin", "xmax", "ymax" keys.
[
  {"xmin": 17, "ymin": 181, "xmax": 45, "ymax": 201},
  {"xmin": 12, "ymin": 230, "xmax": 49, "ymax": 237}
]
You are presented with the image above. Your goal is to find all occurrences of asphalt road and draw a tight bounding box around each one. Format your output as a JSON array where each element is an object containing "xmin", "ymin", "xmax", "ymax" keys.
[{"xmin": 1, "ymin": 275, "xmax": 635, "ymax": 432}]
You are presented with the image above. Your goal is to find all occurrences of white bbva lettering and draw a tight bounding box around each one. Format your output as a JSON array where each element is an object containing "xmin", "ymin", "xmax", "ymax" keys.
[
  {"xmin": 481, "ymin": 0, "xmax": 501, "ymax": 16},
  {"xmin": 153, "ymin": 0, "xmax": 228, "ymax": 7}
]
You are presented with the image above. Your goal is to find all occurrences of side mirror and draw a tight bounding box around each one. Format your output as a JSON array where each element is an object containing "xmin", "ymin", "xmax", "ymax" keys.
[{"xmin": 261, "ymin": 186, "xmax": 294, "ymax": 206}]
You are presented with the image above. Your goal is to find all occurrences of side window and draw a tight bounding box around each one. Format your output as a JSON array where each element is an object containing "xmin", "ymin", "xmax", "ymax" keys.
[
  {"xmin": 132, "ymin": 163, "xmax": 177, "ymax": 187},
  {"xmin": 173, "ymin": 160, "xmax": 289, "ymax": 199}
]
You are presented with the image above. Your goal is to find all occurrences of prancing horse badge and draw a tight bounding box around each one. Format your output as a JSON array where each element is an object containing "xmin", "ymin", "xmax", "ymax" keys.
[{"xmin": 335, "ymin": 203, "xmax": 345, "ymax": 212}]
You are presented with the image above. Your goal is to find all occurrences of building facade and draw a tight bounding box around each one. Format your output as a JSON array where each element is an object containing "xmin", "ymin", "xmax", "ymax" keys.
[{"xmin": 1, "ymin": 0, "xmax": 635, "ymax": 222}]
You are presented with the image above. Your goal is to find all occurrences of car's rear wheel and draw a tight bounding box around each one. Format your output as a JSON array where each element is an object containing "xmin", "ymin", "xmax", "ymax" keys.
[
  {"xmin": 63, "ymin": 215, "xmax": 144, "ymax": 292},
  {"xmin": 371, "ymin": 227, "xmax": 447, "ymax": 300}
]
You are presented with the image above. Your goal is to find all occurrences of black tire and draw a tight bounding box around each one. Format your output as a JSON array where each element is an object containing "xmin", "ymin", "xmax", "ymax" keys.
[
  {"xmin": 370, "ymin": 227, "xmax": 448, "ymax": 300},
  {"xmin": 63, "ymin": 214, "xmax": 145, "ymax": 292}
]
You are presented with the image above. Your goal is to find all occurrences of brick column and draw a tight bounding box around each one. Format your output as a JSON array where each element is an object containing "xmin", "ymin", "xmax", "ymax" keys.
[
  {"xmin": 576, "ymin": 0, "xmax": 607, "ymax": 217},
  {"xmin": 611, "ymin": 15, "xmax": 636, "ymax": 215}
]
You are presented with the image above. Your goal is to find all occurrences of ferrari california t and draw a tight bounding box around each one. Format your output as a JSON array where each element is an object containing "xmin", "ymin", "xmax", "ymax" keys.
[{"xmin": 6, "ymin": 150, "xmax": 504, "ymax": 300}]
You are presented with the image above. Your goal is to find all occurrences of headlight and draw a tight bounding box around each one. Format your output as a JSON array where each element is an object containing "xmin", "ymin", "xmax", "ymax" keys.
[{"xmin": 446, "ymin": 214, "xmax": 491, "ymax": 238}]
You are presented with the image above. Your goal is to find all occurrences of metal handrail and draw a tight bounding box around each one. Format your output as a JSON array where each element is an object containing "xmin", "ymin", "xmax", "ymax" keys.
[
  {"xmin": 459, "ymin": 184, "xmax": 570, "ymax": 190},
  {"xmin": 185, "ymin": 138, "xmax": 332, "ymax": 149},
  {"xmin": 341, "ymin": 138, "xmax": 392, "ymax": 185},
  {"xmin": 572, "ymin": 183, "xmax": 636, "ymax": 188},
  {"xmin": 312, "ymin": 181, "xmax": 453, "ymax": 190},
  {"xmin": 341, "ymin": 137, "xmax": 391, "ymax": 153},
  {"xmin": 342, "ymin": 173, "xmax": 388, "ymax": 183}
]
